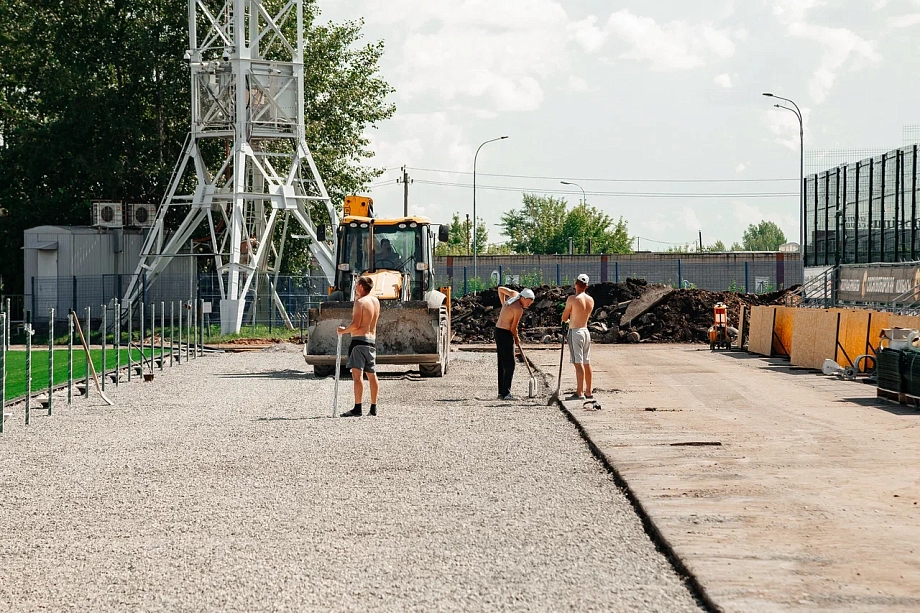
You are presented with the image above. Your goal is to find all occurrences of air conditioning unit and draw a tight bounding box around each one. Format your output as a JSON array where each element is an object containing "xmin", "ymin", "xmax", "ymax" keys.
[
  {"xmin": 127, "ymin": 203, "xmax": 157, "ymax": 227},
  {"xmin": 92, "ymin": 201, "xmax": 123, "ymax": 228}
]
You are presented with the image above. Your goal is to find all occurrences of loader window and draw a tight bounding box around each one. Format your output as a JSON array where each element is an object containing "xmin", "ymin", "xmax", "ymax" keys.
[
  {"xmin": 338, "ymin": 222, "xmax": 371, "ymax": 297},
  {"xmin": 374, "ymin": 223, "xmax": 425, "ymax": 299}
]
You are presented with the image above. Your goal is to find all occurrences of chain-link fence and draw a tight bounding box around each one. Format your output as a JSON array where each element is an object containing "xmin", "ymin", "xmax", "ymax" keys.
[
  {"xmin": 435, "ymin": 254, "xmax": 802, "ymax": 297},
  {"xmin": 19, "ymin": 273, "xmax": 331, "ymax": 334}
]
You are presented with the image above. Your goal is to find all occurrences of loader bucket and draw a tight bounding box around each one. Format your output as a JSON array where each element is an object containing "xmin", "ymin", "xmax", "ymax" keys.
[{"xmin": 305, "ymin": 300, "xmax": 443, "ymax": 367}]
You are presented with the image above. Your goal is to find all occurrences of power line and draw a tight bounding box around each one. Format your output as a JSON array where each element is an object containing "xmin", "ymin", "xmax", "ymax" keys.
[
  {"xmin": 406, "ymin": 166, "xmax": 797, "ymax": 183},
  {"xmin": 410, "ymin": 178, "xmax": 797, "ymax": 199}
]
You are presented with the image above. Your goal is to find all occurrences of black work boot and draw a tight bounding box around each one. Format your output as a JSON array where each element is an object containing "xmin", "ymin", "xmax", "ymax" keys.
[
  {"xmin": 368, "ymin": 404, "xmax": 377, "ymax": 416},
  {"xmin": 340, "ymin": 405, "xmax": 362, "ymax": 417}
]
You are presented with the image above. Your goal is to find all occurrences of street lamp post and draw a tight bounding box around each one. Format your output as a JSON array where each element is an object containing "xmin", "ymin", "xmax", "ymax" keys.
[
  {"xmin": 763, "ymin": 92, "xmax": 804, "ymax": 257},
  {"xmin": 473, "ymin": 135, "xmax": 508, "ymax": 281},
  {"xmin": 560, "ymin": 180, "xmax": 586, "ymax": 208}
]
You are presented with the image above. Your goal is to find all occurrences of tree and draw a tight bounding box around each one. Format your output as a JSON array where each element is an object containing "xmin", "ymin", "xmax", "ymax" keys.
[
  {"xmin": 0, "ymin": 0, "xmax": 394, "ymax": 290},
  {"xmin": 500, "ymin": 194, "xmax": 631, "ymax": 254},
  {"xmin": 434, "ymin": 212, "xmax": 489, "ymax": 256},
  {"xmin": 741, "ymin": 221, "xmax": 787, "ymax": 251}
]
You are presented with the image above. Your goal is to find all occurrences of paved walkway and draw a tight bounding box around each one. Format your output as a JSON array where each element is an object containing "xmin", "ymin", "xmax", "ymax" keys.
[{"xmin": 528, "ymin": 344, "xmax": 920, "ymax": 613}]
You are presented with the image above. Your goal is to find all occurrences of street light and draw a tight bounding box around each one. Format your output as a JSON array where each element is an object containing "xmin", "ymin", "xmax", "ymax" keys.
[
  {"xmin": 763, "ymin": 92, "xmax": 804, "ymax": 257},
  {"xmin": 473, "ymin": 135, "xmax": 508, "ymax": 281},
  {"xmin": 560, "ymin": 181, "xmax": 586, "ymax": 208}
]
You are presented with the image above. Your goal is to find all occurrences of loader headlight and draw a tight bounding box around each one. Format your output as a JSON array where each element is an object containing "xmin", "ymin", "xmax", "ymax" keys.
[
  {"xmin": 337, "ymin": 263, "xmax": 350, "ymax": 271},
  {"xmin": 415, "ymin": 262, "xmax": 428, "ymax": 271}
]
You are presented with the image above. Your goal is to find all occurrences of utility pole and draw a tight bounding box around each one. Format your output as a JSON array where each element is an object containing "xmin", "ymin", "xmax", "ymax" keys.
[
  {"xmin": 699, "ymin": 231, "xmax": 703, "ymax": 252},
  {"xmin": 397, "ymin": 166, "xmax": 413, "ymax": 217}
]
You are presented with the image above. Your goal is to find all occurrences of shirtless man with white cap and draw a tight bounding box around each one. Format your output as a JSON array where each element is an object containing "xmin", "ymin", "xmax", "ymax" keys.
[
  {"xmin": 561, "ymin": 273, "xmax": 595, "ymax": 400},
  {"xmin": 494, "ymin": 286, "xmax": 535, "ymax": 400}
]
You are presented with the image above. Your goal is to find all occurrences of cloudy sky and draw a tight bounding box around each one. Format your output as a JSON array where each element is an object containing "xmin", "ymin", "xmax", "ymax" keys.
[{"xmin": 318, "ymin": 0, "xmax": 920, "ymax": 250}]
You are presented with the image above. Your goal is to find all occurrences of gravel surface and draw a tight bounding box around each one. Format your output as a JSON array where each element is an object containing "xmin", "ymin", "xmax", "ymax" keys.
[{"xmin": 0, "ymin": 347, "xmax": 705, "ymax": 612}]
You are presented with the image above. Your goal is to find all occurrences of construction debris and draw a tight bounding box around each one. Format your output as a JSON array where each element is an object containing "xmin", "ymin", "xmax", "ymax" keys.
[{"xmin": 450, "ymin": 279, "xmax": 797, "ymax": 345}]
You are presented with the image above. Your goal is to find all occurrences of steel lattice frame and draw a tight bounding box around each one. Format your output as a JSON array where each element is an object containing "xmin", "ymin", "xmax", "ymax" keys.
[{"xmin": 126, "ymin": 0, "xmax": 337, "ymax": 334}]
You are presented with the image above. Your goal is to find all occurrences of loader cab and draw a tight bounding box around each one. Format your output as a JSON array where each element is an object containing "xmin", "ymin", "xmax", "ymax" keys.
[{"xmin": 334, "ymin": 216, "xmax": 438, "ymax": 301}]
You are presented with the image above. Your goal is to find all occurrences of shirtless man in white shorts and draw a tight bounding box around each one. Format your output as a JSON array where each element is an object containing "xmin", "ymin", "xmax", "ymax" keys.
[{"xmin": 561, "ymin": 273, "xmax": 595, "ymax": 401}]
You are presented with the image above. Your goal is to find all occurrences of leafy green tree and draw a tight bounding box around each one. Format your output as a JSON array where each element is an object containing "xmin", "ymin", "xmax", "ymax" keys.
[
  {"xmin": 741, "ymin": 220, "xmax": 787, "ymax": 251},
  {"xmin": 434, "ymin": 212, "xmax": 489, "ymax": 256},
  {"xmin": 0, "ymin": 0, "xmax": 394, "ymax": 290},
  {"xmin": 500, "ymin": 193, "xmax": 631, "ymax": 254}
]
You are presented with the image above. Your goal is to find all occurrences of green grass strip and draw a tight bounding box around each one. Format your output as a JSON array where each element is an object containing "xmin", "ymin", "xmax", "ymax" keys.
[{"xmin": 2, "ymin": 347, "xmax": 163, "ymax": 402}]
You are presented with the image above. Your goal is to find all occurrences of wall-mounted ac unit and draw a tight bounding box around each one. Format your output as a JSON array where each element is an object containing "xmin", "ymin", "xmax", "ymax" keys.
[
  {"xmin": 92, "ymin": 201, "xmax": 123, "ymax": 228},
  {"xmin": 127, "ymin": 203, "xmax": 156, "ymax": 227}
]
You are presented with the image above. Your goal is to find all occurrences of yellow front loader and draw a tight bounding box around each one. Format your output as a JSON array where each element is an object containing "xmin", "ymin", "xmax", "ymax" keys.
[{"xmin": 304, "ymin": 196, "xmax": 451, "ymax": 377}]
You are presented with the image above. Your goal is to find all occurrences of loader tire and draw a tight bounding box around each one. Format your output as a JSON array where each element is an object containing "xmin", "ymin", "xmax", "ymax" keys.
[
  {"xmin": 314, "ymin": 365, "xmax": 335, "ymax": 378},
  {"xmin": 419, "ymin": 363, "xmax": 443, "ymax": 378}
]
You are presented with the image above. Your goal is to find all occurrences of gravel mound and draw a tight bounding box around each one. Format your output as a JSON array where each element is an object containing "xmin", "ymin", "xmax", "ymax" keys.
[{"xmin": 0, "ymin": 350, "xmax": 704, "ymax": 612}]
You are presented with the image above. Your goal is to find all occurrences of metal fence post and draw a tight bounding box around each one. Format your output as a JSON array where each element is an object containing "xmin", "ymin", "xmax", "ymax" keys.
[
  {"xmin": 68, "ymin": 312, "xmax": 73, "ymax": 403},
  {"xmin": 127, "ymin": 302, "xmax": 133, "ymax": 382},
  {"xmin": 556, "ymin": 263, "xmax": 561, "ymax": 286},
  {"xmin": 139, "ymin": 301, "xmax": 145, "ymax": 374},
  {"xmin": 177, "ymin": 301, "xmax": 183, "ymax": 365},
  {"xmin": 498, "ymin": 265, "xmax": 503, "ymax": 286},
  {"xmin": 48, "ymin": 308, "xmax": 54, "ymax": 415},
  {"xmin": 1, "ymin": 312, "xmax": 6, "ymax": 433},
  {"xmin": 463, "ymin": 267, "xmax": 468, "ymax": 296},
  {"xmin": 160, "ymin": 301, "xmax": 165, "ymax": 371},
  {"xmin": 615, "ymin": 261, "xmax": 620, "ymax": 284},
  {"xmin": 84, "ymin": 306, "xmax": 91, "ymax": 397},
  {"xmin": 199, "ymin": 299, "xmax": 205, "ymax": 357},
  {"xmin": 170, "ymin": 301, "xmax": 174, "ymax": 367},
  {"xmin": 677, "ymin": 259, "xmax": 682, "ymax": 289},
  {"xmin": 25, "ymin": 324, "xmax": 32, "ymax": 425},
  {"xmin": 72, "ymin": 276, "xmax": 77, "ymax": 315},
  {"xmin": 101, "ymin": 305, "xmax": 106, "ymax": 392},
  {"xmin": 114, "ymin": 300, "xmax": 120, "ymax": 387}
]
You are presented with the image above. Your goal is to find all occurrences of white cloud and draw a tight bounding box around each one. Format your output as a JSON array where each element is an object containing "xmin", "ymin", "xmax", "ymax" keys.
[
  {"xmin": 681, "ymin": 206, "xmax": 703, "ymax": 232},
  {"xmin": 568, "ymin": 16, "xmax": 609, "ymax": 53},
  {"xmin": 888, "ymin": 13, "xmax": 920, "ymax": 28},
  {"xmin": 714, "ymin": 73, "xmax": 733, "ymax": 88},
  {"xmin": 567, "ymin": 75, "xmax": 591, "ymax": 93},
  {"xmin": 765, "ymin": 106, "xmax": 809, "ymax": 151},
  {"xmin": 786, "ymin": 23, "xmax": 881, "ymax": 103},
  {"xmin": 605, "ymin": 9, "xmax": 736, "ymax": 72},
  {"xmin": 772, "ymin": 0, "xmax": 824, "ymax": 24},
  {"xmin": 362, "ymin": 0, "xmax": 609, "ymax": 114}
]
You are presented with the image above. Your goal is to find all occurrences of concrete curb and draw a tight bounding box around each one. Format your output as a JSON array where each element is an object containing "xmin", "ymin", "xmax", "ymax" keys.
[{"xmin": 552, "ymin": 396, "xmax": 723, "ymax": 613}]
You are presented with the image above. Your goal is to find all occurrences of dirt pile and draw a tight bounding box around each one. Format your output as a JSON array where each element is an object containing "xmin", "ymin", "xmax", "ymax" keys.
[{"xmin": 450, "ymin": 279, "xmax": 797, "ymax": 345}]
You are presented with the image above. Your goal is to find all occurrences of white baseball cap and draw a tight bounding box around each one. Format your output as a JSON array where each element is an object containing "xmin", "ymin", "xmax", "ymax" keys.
[
  {"xmin": 577, "ymin": 273, "xmax": 589, "ymax": 284},
  {"xmin": 505, "ymin": 288, "xmax": 536, "ymax": 306}
]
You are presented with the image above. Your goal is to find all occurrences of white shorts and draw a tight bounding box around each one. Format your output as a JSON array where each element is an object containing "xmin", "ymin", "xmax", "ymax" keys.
[{"xmin": 568, "ymin": 328, "xmax": 591, "ymax": 364}]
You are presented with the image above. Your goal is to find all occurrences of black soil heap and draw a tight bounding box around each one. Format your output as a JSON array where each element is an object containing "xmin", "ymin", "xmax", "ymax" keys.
[{"xmin": 450, "ymin": 279, "xmax": 797, "ymax": 344}]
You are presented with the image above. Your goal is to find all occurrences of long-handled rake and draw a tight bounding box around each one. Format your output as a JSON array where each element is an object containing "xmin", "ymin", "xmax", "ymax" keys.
[
  {"xmin": 72, "ymin": 311, "xmax": 114, "ymax": 406},
  {"xmin": 332, "ymin": 333, "xmax": 343, "ymax": 418},
  {"xmin": 547, "ymin": 325, "xmax": 567, "ymax": 406}
]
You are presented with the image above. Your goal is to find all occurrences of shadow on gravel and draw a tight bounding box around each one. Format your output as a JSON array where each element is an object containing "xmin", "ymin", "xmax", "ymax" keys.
[
  {"xmin": 255, "ymin": 415, "xmax": 335, "ymax": 421},
  {"xmin": 218, "ymin": 369, "xmax": 314, "ymax": 380}
]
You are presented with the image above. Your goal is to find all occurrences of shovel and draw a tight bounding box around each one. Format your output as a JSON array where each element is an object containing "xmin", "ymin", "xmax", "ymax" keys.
[
  {"xmin": 547, "ymin": 324, "xmax": 567, "ymax": 406},
  {"xmin": 71, "ymin": 311, "xmax": 114, "ymax": 406},
  {"xmin": 332, "ymin": 333, "xmax": 343, "ymax": 418},
  {"xmin": 515, "ymin": 338, "xmax": 538, "ymax": 398}
]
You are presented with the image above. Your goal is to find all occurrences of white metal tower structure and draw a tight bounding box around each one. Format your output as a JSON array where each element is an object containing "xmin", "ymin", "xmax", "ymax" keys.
[{"xmin": 125, "ymin": 0, "xmax": 337, "ymax": 333}]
